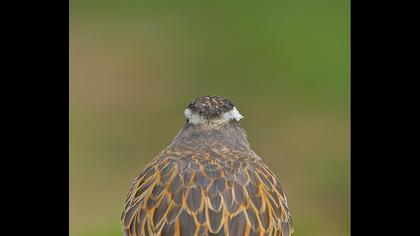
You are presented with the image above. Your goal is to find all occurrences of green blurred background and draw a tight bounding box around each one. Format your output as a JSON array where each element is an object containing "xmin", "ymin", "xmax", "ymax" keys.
[{"xmin": 70, "ymin": 1, "xmax": 349, "ymax": 235}]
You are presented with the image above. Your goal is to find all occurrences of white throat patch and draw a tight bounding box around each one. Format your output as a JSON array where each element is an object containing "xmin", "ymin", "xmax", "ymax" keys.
[{"xmin": 184, "ymin": 107, "xmax": 244, "ymax": 125}]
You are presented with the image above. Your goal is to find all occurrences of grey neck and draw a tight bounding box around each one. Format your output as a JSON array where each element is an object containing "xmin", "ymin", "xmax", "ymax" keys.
[{"xmin": 169, "ymin": 121, "xmax": 252, "ymax": 152}]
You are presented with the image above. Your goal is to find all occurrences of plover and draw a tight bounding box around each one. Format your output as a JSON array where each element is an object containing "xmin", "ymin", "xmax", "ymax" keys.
[{"xmin": 121, "ymin": 95, "xmax": 293, "ymax": 236}]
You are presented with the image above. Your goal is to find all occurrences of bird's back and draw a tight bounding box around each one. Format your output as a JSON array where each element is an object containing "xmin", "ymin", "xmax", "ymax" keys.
[{"xmin": 121, "ymin": 145, "xmax": 293, "ymax": 236}]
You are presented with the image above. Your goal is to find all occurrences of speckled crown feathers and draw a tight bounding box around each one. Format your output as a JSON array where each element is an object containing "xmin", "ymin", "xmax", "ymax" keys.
[{"xmin": 186, "ymin": 96, "xmax": 235, "ymax": 120}]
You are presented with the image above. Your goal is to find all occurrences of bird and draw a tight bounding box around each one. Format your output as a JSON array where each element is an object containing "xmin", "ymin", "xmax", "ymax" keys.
[{"xmin": 121, "ymin": 95, "xmax": 293, "ymax": 236}]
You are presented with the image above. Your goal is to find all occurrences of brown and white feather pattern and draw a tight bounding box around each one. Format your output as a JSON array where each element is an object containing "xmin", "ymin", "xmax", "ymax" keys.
[{"xmin": 121, "ymin": 146, "xmax": 293, "ymax": 236}]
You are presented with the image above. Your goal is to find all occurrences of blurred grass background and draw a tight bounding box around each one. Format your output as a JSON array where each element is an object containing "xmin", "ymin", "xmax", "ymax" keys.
[{"xmin": 70, "ymin": 1, "xmax": 349, "ymax": 235}]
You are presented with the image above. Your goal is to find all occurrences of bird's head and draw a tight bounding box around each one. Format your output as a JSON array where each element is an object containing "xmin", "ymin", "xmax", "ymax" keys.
[{"xmin": 184, "ymin": 95, "xmax": 244, "ymax": 126}]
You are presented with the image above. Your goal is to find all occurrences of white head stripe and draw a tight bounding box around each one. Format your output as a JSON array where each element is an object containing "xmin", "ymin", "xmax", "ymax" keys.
[
  {"xmin": 184, "ymin": 106, "xmax": 243, "ymax": 125},
  {"xmin": 222, "ymin": 107, "xmax": 244, "ymax": 121}
]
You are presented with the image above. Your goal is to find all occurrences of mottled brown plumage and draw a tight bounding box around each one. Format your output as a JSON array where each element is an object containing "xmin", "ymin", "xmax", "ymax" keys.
[{"xmin": 122, "ymin": 96, "xmax": 293, "ymax": 236}]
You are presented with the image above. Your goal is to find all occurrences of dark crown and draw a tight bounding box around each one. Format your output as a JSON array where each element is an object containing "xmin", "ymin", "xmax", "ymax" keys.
[{"xmin": 187, "ymin": 96, "xmax": 235, "ymax": 119}]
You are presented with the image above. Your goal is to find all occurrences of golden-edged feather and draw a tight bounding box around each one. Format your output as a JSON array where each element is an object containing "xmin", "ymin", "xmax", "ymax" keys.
[{"xmin": 121, "ymin": 147, "xmax": 293, "ymax": 236}]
